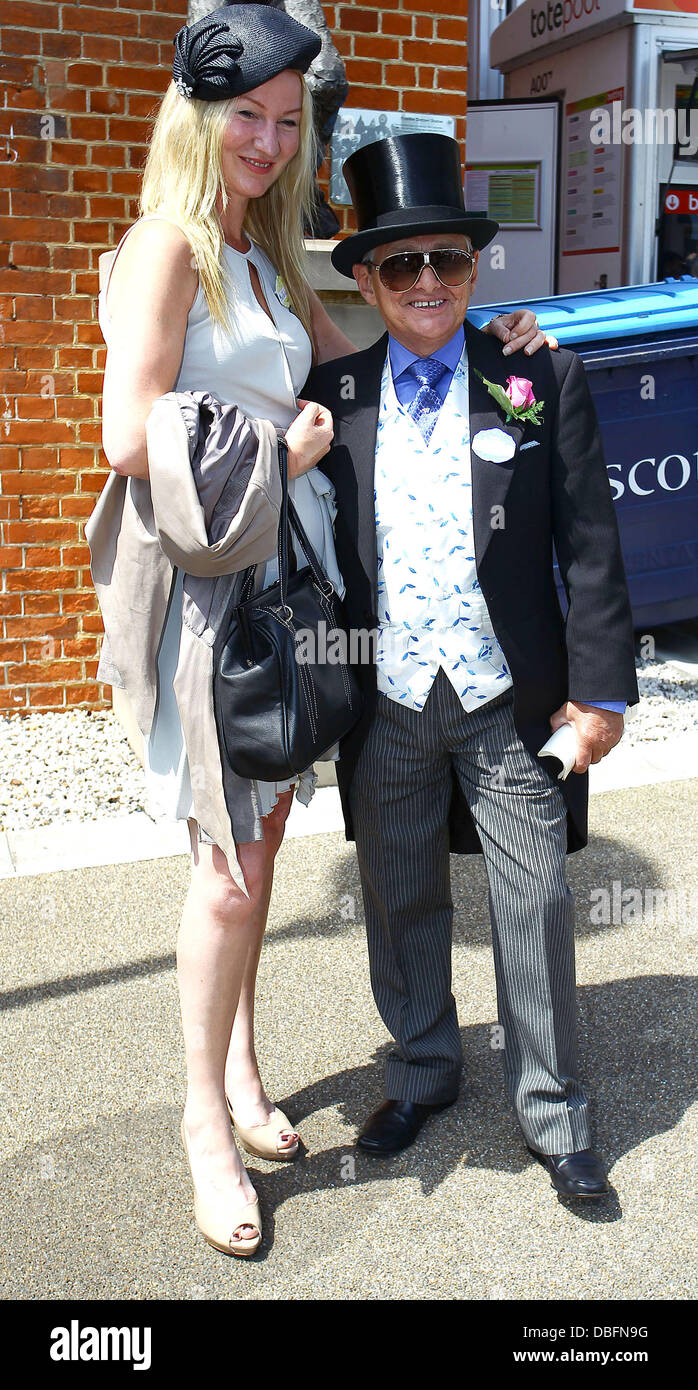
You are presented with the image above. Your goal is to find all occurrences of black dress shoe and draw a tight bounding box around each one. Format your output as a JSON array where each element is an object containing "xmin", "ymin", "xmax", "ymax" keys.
[
  {"xmin": 357, "ymin": 1098, "xmax": 455, "ymax": 1155},
  {"xmin": 527, "ymin": 1145, "xmax": 609, "ymax": 1197}
]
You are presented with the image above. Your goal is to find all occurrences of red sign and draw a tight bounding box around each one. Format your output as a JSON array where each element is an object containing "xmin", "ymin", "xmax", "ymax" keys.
[
  {"xmin": 664, "ymin": 189, "xmax": 698, "ymax": 214},
  {"xmin": 634, "ymin": 1, "xmax": 698, "ymax": 13}
]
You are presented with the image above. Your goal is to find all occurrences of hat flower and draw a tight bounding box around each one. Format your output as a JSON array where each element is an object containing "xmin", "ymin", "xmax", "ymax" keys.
[
  {"xmin": 173, "ymin": 19, "xmax": 244, "ymax": 101},
  {"xmin": 174, "ymin": 73, "xmax": 195, "ymax": 100}
]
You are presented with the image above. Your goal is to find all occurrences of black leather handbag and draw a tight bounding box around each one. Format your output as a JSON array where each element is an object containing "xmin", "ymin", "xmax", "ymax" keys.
[{"xmin": 213, "ymin": 440, "xmax": 363, "ymax": 782}]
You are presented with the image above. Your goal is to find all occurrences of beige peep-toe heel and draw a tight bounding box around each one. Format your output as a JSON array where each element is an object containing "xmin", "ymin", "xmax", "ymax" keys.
[
  {"xmin": 180, "ymin": 1118, "xmax": 262, "ymax": 1257},
  {"xmin": 225, "ymin": 1095, "xmax": 300, "ymax": 1161}
]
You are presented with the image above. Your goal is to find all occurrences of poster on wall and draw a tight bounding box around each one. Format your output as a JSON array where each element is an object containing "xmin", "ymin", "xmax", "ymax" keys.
[
  {"xmin": 563, "ymin": 88, "xmax": 624, "ymax": 255},
  {"xmin": 330, "ymin": 109, "xmax": 456, "ymax": 204},
  {"xmin": 465, "ymin": 163, "xmax": 541, "ymax": 227}
]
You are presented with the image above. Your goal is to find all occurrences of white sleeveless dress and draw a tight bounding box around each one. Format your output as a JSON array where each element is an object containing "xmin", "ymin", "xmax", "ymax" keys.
[{"xmin": 99, "ymin": 214, "xmax": 343, "ymax": 835}]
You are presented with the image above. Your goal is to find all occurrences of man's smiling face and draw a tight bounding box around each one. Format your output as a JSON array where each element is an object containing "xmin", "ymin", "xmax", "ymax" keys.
[{"xmin": 352, "ymin": 232, "xmax": 478, "ymax": 355}]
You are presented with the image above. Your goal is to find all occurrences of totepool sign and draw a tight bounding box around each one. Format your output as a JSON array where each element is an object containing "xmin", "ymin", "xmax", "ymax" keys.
[
  {"xmin": 491, "ymin": 0, "xmax": 629, "ymax": 69},
  {"xmin": 529, "ymin": 0, "xmax": 602, "ymax": 40}
]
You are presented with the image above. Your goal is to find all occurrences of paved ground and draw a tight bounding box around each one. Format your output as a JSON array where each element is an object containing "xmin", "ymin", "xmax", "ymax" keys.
[
  {"xmin": 3, "ymin": 731, "xmax": 698, "ymax": 879},
  {"xmin": 0, "ymin": 779, "xmax": 695, "ymax": 1301}
]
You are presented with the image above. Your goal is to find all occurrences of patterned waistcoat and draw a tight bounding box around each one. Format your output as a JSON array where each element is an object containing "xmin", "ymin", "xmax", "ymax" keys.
[{"xmin": 374, "ymin": 345, "xmax": 513, "ymax": 712}]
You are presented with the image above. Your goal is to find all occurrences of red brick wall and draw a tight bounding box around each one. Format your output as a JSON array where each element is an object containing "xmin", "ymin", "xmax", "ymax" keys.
[
  {"xmin": 0, "ymin": 1, "xmax": 189, "ymax": 712},
  {"xmin": 320, "ymin": 2, "xmax": 468, "ymax": 234},
  {"xmin": 0, "ymin": 1, "xmax": 467, "ymax": 714}
]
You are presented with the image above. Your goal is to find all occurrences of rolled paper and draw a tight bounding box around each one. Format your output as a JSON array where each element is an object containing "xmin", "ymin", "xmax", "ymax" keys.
[{"xmin": 538, "ymin": 721, "xmax": 578, "ymax": 780}]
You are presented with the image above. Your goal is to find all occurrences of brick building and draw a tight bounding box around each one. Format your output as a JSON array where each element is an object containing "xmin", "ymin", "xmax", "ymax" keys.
[{"xmin": 0, "ymin": 1, "xmax": 469, "ymax": 714}]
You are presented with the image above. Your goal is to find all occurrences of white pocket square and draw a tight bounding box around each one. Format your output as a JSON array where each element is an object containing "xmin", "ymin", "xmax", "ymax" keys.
[
  {"xmin": 519, "ymin": 440, "xmax": 540, "ymax": 451},
  {"xmin": 471, "ymin": 428, "xmax": 516, "ymax": 464}
]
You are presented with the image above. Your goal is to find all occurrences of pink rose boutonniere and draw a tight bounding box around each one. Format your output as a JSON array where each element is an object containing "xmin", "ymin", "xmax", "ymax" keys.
[{"xmin": 475, "ymin": 370, "xmax": 544, "ymax": 427}]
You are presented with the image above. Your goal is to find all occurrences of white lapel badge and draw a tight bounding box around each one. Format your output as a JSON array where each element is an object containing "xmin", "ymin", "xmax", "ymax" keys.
[{"xmin": 472, "ymin": 428, "xmax": 517, "ymax": 464}]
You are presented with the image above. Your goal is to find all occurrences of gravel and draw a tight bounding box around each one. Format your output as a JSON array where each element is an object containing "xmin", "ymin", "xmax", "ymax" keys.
[
  {"xmin": 0, "ymin": 709, "xmax": 153, "ymax": 833},
  {"xmin": 0, "ymin": 652, "xmax": 696, "ymax": 832},
  {"xmin": 628, "ymin": 653, "xmax": 698, "ymax": 741}
]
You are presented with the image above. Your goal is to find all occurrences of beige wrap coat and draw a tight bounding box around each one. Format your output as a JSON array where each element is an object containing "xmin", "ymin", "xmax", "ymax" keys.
[{"xmin": 86, "ymin": 389, "xmax": 283, "ymax": 892}]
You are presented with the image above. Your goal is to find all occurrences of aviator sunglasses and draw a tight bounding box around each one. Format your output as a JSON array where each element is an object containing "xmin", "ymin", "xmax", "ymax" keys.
[{"xmin": 364, "ymin": 247, "xmax": 475, "ymax": 292}]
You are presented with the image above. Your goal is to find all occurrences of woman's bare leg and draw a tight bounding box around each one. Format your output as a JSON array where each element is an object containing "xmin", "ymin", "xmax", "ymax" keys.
[
  {"xmin": 224, "ymin": 790, "xmax": 299, "ymax": 1151},
  {"xmin": 177, "ymin": 815, "xmax": 289, "ymax": 1237}
]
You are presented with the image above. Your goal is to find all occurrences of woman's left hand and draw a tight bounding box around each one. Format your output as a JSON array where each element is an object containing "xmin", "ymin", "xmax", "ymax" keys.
[{"xmin": 484, "ymin": 309, "xmax": 559, "ymax": 356}]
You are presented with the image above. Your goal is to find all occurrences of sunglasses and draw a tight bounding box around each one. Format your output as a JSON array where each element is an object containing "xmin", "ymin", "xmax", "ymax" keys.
[{"xmin": 364, "ymin": 247, "xmax": 475, "ymax": 292}]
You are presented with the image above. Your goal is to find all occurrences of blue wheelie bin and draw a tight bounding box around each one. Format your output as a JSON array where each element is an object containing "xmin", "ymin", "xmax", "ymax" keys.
[{"xmin": 468, "ymin": 279, "xmax": 698, "ymax": 628}]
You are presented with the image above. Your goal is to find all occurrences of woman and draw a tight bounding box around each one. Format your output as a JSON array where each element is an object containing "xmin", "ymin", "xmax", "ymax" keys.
[{"xmin": 97, "ymin": 1, "xmax": 548, "ymax": 1257}]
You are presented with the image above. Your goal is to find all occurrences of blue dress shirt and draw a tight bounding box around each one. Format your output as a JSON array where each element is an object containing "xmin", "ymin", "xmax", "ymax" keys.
[
  {"xmin": 389, "ymin": 326, "xmax": 464, "ymax": 411},
  {"xmin": 386, "ymin": 327, "xmax": 625, "ymax": 716}
]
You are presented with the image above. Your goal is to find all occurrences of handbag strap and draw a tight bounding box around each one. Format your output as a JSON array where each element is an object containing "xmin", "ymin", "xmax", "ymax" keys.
[
  {"xmin": 238, "ymin": 436, "xmax": 291, "ymax": 605},
  {"xmin": 287, "ymin": 496, "xmax": 334, "ymax": 594},
  {"xmin": 238, "ymin": 439, "xmax": 334, "ymax": 605},
  {"xmin": 277, "ymin": 436, "xmax": 291, "ymax": 613}
]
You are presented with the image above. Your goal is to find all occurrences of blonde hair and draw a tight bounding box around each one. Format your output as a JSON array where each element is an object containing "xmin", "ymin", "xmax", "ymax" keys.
[{"xmin": 139, "ymin": 74, "xmax": 318, "ymax": 348}]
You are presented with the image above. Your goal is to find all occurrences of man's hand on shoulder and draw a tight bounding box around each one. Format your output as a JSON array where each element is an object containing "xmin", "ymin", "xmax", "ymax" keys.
[
  {"xmin": 484, "ymin": 309, "xmax": 559, "ymax": 356},
  {"xmin": 550, "ymin": 701, "xmax": 624, "ymax": 774}
]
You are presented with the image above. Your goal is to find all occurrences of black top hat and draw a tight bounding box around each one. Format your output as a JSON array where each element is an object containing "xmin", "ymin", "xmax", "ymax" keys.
[
  {"xmin": 172, "ymin": 2, "xmax": 321, "ymax": 103},
  {"xmin": 331, "ymin": 133, "xmax": 499, "ymax": 279}
]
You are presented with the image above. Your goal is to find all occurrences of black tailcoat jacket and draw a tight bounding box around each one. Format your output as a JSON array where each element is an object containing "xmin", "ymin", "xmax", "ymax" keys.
[{"xmin": 303, "ymin": 320, "xmax": 639, "ymax": 854}]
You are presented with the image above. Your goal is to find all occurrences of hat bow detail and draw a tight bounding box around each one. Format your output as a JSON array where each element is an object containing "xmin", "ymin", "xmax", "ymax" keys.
[{"xmin": 173, "ymin": 19, "xmax": 244, "ymax": 101}]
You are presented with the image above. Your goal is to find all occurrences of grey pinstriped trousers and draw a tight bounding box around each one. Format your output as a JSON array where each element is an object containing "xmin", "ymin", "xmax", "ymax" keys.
[{"xmin": 349, "ymin": 669, "xmax": 591, "ymax": 1155}]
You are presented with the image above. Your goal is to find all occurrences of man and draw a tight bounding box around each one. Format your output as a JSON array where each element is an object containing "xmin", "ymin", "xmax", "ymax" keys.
[{"xmin": 305, "ymin": 134, "xmax": 638, "ymax": 1198}]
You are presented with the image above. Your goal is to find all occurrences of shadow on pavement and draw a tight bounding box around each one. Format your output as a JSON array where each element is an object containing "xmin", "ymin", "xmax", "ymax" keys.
[
  {"xmin": 1, "ymin": 973, "xmax": 693, "ymax": 1286},
  {"xmin": 0, "ymin": 951, "xmax": 176, "ymax": 1013},
  {"xmin": 272, "ymin": 973, "xmax": 696, "ymax": 1208},
  {"xmin": 0, "ymin": 828, "xmax": 666, "ymax": 1011}
]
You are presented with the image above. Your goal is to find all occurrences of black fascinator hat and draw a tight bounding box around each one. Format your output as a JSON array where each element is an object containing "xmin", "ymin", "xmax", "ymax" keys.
[
  {"xmin": 331, "ymin": 133, "xmax": 499, "ymax": 278},
  {"xmin": 172, "ymin": 2, "xmax": 322, "ymax": 102}
]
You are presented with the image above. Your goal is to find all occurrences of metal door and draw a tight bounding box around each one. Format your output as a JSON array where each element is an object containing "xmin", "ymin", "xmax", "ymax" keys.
[{"xmin": 465, "ymin": 99, "xmax": 560, "ymax": 303}]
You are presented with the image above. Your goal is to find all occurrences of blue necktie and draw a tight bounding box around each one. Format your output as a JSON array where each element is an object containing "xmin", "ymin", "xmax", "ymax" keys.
[{"xmin": 407, "ymin": 357, "xmax": 447, "ymax": 442}]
